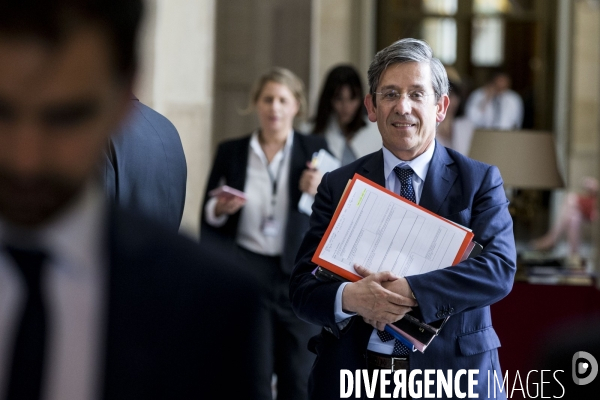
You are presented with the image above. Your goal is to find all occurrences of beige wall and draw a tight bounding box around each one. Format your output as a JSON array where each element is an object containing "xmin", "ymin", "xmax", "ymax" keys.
[
  {"xmin": 569, "ymin": 0, "xmax": 600, "ymax": 189},
  {"xmin": 309, "ymin": 0, "xmax": 375, "ymax": 112},
  {"xmin": 212, "ymin": 0, "xmax": 312, "ymax": 147},
  {"xmin": 137, "ymin": 0, "xmax": 216, "ymax": 238},
  {"xmin": 212, "ymin": 0, "xmax": 375, "ymax": 144}
]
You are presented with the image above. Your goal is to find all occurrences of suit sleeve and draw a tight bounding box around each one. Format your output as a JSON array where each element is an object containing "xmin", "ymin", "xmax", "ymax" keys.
[
  {"xmin": 200, "ymin": 144, "xmax": 227, "ymax": 226},
  {"xmin": 289, "ymin": 172, "xmax": 346, "ymax": 337},
  {"xmin": 406, "ymin": 165, "xmax": 516, "ymax": 323}
]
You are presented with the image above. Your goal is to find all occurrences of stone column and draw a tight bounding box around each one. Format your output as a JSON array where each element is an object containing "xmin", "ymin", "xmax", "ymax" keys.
[
  {"xmin": 137, "ymin": 0, "xmax": 216, "ymax": 238},
  {"xmin": 309, "ymin": 0, "xmax": 375, "ymax": 113}
]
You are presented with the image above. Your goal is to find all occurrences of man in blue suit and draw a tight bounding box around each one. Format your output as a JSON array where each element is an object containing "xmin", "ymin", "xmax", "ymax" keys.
[
  {"xmin": 290, "ymin": 38, "xmax": 516, "ymax": 399},
  {"xmin": 104, "ymin": 95, "xmax": 187, "ymax": 231}
]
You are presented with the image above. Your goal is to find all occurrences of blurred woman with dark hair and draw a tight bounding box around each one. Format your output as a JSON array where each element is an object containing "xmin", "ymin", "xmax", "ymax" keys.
[
  {"xmin": 311, "ymin": 65, "xmax": 381, "ymax": 165},
  {"xmin": 436, "ymin": 66, "xmax": 475, "ymax": 156}
]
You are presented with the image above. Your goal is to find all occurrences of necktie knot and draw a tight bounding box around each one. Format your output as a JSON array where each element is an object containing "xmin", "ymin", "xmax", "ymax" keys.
[{"xmin": 393, "ymin": 166, "xmax": 416, "ymax": 203}]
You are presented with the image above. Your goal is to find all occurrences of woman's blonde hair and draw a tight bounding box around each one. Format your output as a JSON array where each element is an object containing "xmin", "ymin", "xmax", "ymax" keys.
[{"xmin": 244, "ymin": 67, "xmax": 307, "ymax": 118}]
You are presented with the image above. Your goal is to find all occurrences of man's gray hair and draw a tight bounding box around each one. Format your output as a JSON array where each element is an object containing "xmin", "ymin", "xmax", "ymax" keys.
[{"xmin": 367, "ymin": 38, "xmax": 449, "ymax": 104}]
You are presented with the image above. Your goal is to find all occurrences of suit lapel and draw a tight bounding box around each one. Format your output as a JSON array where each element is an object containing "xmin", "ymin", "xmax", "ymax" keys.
[
  {"xmin": 358, "ymin": 149, "xmax": 386, "ymax": 187},
  {"xmin": 230, "ymin": 136, "xmax": 251, "ymax": 191},
  {"xmin": 419, "ymin": 142, "xmax": 457, "ymax": 214},
  {"xmin": 288, "ymin": 131, "xmax": 306, "ymax": 206}
]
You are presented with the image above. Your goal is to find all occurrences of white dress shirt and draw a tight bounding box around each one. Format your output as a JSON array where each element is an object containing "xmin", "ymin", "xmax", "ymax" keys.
[
  {"xmin": 465, "ymin": 88, "xmax": 524, "ymax": 130},
  {"xmin": 0, "ymin": 183, "xmax": 106, "ymax": 400},
  {"xmin": 205, "ymin": 130, "xmax": 293, "ymax": 256},
  {"xmin": 333, "ymin": 140, "xmax": 435, "ymax": 354}
]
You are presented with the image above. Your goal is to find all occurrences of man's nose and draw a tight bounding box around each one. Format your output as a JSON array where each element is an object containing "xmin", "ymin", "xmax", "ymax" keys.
[
  {"xmin": 393, "ymin": 94, "xmax": 412, "ymax": 114},
  {"xmin": 7, "ymin": 123, "xmax": 46, "ymax": 175}
]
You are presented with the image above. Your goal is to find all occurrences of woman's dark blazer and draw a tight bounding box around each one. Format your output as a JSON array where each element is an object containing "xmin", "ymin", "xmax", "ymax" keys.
[{"xmin": 201, "ymin": 131, "xmax": 329, "ymax": 274}]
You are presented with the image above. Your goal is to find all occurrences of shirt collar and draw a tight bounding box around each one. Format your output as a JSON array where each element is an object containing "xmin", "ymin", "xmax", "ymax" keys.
[
  {"xmin": 382, "ymin": 139, "xmax": 436, "ymax": 183},
  {"xmin": 249, "ymin": 129, "xmax": 294, "ymax": 161},
  {"xmin": 0, "ymin": 181, "xmax": 106, "ymax": 276}
]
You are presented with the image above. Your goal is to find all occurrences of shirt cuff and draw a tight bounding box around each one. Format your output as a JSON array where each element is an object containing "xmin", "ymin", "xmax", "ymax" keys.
[
  {"xmin": 204, "ymin": 196, "xmax": 229, "ymax": 227},
  {"xmin": 334, "ymin": 282, "xmax": 356, "ymax": 323}
]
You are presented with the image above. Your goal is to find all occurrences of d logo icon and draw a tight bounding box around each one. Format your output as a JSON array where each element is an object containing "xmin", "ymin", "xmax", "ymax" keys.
[{"xmin": 572, "ymin": 351, "xmax": 598, "ymax": 385}]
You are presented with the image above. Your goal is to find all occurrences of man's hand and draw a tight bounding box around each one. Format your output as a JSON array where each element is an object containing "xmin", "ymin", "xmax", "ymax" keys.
[
  {"xmin": 382, "ymin": 277, "xmax": 416, "ymax": 304},
  {"xmin": 215, "ymin": 196, "xmax": 246, "ymax": 217},
  {"xmin": 342, "ymin": 265, "xmax": 417, "ymax": 329}
]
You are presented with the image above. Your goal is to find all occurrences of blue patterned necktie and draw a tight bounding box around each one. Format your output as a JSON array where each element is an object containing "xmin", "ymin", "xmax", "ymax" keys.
[
  {"xmin": 376, "ymin": 166, "xmax": 416, "ymax": 356},
  {"xmin": 394, "ymin": 166, "xmax": 417, "ymax": 203}
]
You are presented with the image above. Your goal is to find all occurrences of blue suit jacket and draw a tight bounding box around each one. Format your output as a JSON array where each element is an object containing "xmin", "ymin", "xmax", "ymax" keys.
[
  {"xmin": 290, "ymin": 142, "xmax": 516, "ymax": 399},
  {"xmin": 104, "ymin": 98, "xmax": 187, "ymax": 232}
]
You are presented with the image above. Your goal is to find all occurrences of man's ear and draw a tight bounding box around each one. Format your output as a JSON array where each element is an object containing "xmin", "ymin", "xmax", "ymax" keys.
[
  {"xmin": 436, "ymin": 94, "xmax": 450, "ymax": 123},
  {"xmin": 364, "ymin": 94, "xmax": 377, "ymax": 123}
]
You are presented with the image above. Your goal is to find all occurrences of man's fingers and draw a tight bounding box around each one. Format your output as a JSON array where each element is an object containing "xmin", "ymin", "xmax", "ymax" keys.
[
  {"xmin": 362, "ymin": 305, "xmax": 413, "ymax": 325},
  {"xmin": 354, "ymin": 265, "xmax": 398, "ymax": 282},
  {"xmin": 393, "ymin": 295, "xmax": 418, "ymax": 308},
  {"xmin": 362, "ymin": 317, "xmax": 391, "ymax": 332},
  {"xmin": 385, "ymin": 290, "xmax": 417, "ymax": 308},
  {"xmin": 354, "ymin": 264, "xmax": 371, "ymax": 277},
  {"xmin": 375, "ymin": 270, "xmax": 399, "ymax": 282}
]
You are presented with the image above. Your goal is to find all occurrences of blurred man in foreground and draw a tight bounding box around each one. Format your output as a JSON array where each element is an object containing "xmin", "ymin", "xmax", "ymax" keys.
[{"xmin": 0, "ymin": 1, "xmax": 259, "ymax": 399}]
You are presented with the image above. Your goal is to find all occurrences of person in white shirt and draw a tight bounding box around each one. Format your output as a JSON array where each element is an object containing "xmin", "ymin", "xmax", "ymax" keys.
[
  {"xmin": 436, "ymin": 74, "xmax": 476, "ymax": 156},
  {"xmin": 465, "ymin": 71, "xmax": 524, "ymax": 130},
  {"xmin": 202, "ymin": 67, "xmax": 328, "ymax": 400},
  {"xmin": 311, "ymin": 65, "xmax": 382, "ymax": 165}
]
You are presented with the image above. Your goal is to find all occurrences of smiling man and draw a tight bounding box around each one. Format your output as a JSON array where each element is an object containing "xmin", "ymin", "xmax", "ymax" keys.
[{"xmin": 290, "ymin": 38, "xmax": 516, "ymax": 399}]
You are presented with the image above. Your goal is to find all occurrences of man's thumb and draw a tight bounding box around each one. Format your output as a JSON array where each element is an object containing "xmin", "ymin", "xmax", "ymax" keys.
[{"xmin": 354, "ymin": 264, "xmax": 371, "ymax": 277}]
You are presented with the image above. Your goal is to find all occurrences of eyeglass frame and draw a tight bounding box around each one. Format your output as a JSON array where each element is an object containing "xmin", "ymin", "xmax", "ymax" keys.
[{"xmin": 372, "ymin": 89, "xmax": 438, "ymax": 105}]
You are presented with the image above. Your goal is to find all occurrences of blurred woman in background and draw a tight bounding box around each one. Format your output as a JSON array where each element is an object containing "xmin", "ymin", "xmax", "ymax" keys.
[
  {"xmin": 311, "ymin": 64, "xmax": 381, "ymax": 165},
  {"xmin": 201, "ymin": 67, "xmax": 326, "ymax": 400}
]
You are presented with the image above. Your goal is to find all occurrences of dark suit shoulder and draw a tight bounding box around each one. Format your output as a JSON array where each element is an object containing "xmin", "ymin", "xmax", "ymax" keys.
[
  {"xmin": 327, "ymin": 150, "xmax": 382, "ymax": 181},
  {"xmin": 104, "ymin": 206, "xmax": 262, "ymax": 398},
  {"xmin": 442, "ymin": 145, "xmax": 487, "ymax": 167},
  {"xmin": 109, "ymin": 206, "xmax": 206, "ymax": 266},
  {"xmin": 131, "ymin": 100, "xmax": 179, "ymax": 133},
  {"xmin": 439, "ymin": 144, "xmax": 500, "ymax": 184}
]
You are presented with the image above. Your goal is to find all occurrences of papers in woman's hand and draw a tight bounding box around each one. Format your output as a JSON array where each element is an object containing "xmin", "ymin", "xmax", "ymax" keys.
[{"xmin": 298, "ymin": 149, "xmax": 341, "ymax": 215}]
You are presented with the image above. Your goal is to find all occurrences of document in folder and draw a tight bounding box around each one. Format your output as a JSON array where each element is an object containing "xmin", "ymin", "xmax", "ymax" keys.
[
  {"xmin": 311, "ymin": 173, "xmax": 475, "ymax": 282},
  {"xmin": 311, "ymin": 174, "xmax": 480, "ymax": 353}
]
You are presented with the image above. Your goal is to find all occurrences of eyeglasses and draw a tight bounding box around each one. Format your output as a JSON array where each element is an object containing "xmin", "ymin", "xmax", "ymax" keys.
[{"xmin": 373, "ymin": 89, "xmax": 436, "ymax": 105}]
